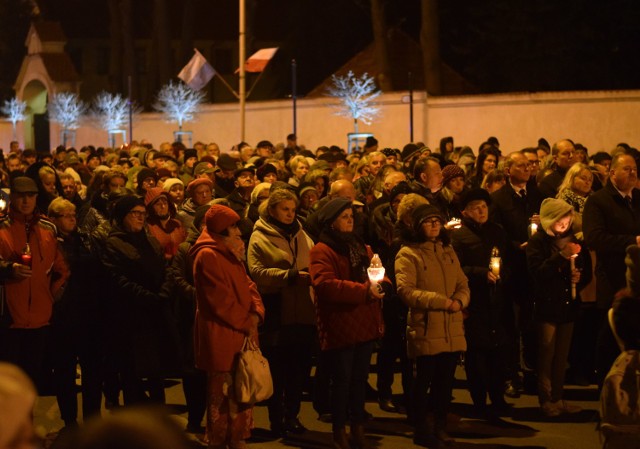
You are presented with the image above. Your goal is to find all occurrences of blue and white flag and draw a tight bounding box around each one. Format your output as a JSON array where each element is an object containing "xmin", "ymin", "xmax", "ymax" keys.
[{"xmin": 178, "ymin": 49, "xmax": 215, "ymax": 91}]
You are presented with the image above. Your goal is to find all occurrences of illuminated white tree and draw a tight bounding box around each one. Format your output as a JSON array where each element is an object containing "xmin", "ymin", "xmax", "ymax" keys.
[
  {"xmin": 1, "ymin": 97, "xmax": 27, "ymax": 140},
  {"xmin": 91, "ymin": 92, "xmax": 133, "ymax": 146},
  {"xmin": 92, "ymin": 91, "xmax": 128, "ymax": 132},
  {"xmin": 48, "ymin": 92, "xmax": 87, "ymax": 146},
  {"xmin": 154, "ymin": 80, "xmax": 205, "ymax": 131},
  {"xmin": 326, "ymin": 71, "xmax": 381, "ymax": 133},
  {"xmin": 48, "ymin": 92, "xmax": 86, "ymax": 130}
]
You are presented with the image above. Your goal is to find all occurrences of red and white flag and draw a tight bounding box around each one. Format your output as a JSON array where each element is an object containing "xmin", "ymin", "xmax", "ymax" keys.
[
  {"xmin": 178, "ymin": 49, "xmax": 215, "ymax": 90},
  {"xmin": 242, "ymin": 47, "xmax": 278, "ymax": 73}
]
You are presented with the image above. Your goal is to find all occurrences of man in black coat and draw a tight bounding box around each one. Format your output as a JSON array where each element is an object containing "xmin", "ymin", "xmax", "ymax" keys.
[
  {"xmin": 452, "ymin": 189, "xmax": 511, "ymax": 417},
  {"xmin": 583, "ymin": 152, "xmax": 640, "ymax": 386},
  {"xmin": 538, "ymin": 139, "xmax": 576, "ymax": 199},
  {"xmin": 489, "ymin": 151, "xmax": 543, "ymax": 396}
]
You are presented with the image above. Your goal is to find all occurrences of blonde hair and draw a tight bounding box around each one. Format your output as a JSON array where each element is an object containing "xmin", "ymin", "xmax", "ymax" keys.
[
  {"xmin": 557, "ymin": 163, "xmax": 591, "ymax": 198},
  {"xmin": 48, "ymin": 197, "xmax": 76, "ymax": 217}
]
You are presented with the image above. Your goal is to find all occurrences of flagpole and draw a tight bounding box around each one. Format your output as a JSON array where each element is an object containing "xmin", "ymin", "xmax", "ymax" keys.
[
  {"xmin": 239, "ymin": 0, "xmax": 246, "ymax": 142},
  {"xmin": 292, "ymin": 59, "xmax": 297, "ymax": 137}
]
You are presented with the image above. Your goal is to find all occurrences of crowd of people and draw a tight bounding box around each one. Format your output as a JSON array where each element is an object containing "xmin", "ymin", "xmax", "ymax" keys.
[{"xmin": 0, "ymin": 133, "xmax": 639, "ymax": 449}]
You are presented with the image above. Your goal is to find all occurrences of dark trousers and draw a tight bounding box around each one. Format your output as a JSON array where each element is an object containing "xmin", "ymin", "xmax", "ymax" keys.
[
  {"xmin": 568, "ymin": 303, "xmax": 599, "ymax": 382},
  {"xmin": 182, "ymin": 368, "xmax": 207, "ymax": 428},
  {"xmin": 263, "ymin": 325, "xmax": 315, "ymax": 428},
  {"xmin": 312, "ymin": 350, "xmax": 332, "ymax": 415},
  {"xmin": 52, "ymin": 323, "xmax": 103, "ymax": 424},
  {"xmin": 0, "ymin": 326, "xmax": 50, "ymax": 389},
  {"xmin": 376, "ymin": 328, "xmax": 413, "ymax": 405},
  {"xmin": 326, "ymin": 340, "xmax": 375, "ymax": 428},
  {"xmin": 414, "ymin": 352, "xmax": 459, "ymax": 432},
  {"xmin": 465, "ymin": 346, "xmax": 507, "ymax": 410}
]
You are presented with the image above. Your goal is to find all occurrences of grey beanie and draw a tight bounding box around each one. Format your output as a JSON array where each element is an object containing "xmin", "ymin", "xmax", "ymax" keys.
[{"xmin": 540, "ymin": 198, "xmax": 573, "ymax": 232}]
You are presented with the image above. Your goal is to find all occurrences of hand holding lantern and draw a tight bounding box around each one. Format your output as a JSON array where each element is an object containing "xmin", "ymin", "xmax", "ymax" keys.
[
  {"xmin": 367, "ymin": 253, "xmax": 385, "ymax": 287},
  {"xmin": 489, "ymin": 246, "xmax": 501, "ymax": 280}
]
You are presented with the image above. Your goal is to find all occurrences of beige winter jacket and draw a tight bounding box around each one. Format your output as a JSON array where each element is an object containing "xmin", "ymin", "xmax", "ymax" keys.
[{"xmin": 395, "ymin": 240, "xmax": 470, "ymax": 358}]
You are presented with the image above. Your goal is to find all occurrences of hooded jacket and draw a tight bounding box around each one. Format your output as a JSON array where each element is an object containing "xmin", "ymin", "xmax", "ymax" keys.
[
  {"xmin": 395, "ymin": 240, "xmax": 469, "ymax": 358},
  {"xmin": 190, "ymin": 228, "xmax": 265, "ymax": 372}
]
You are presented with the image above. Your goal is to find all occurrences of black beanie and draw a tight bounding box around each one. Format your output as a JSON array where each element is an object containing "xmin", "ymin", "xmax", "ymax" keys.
[
  {"xmin": 412, "ymin": 204, "xmax": 444, "ymax": 233},
  {"xmin": 112, "ymin": 195, "xmax": 145, "ymax": 226},
  {"xmin": 137, "ymin": 167, "xmax": 158, "ymax": 187}
]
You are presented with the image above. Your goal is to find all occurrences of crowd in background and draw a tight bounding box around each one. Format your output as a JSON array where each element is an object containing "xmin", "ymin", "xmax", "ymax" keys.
[{"xmin": 0, "ymin": 132, "xmax": 639, "ymax": 449}]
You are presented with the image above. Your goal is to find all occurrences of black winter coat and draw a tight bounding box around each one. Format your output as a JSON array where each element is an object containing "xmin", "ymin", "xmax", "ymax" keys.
[
  {"xmin": 101, "ymin": 226, "xmax": 180, "ymax": 377},
  {"xmin": 451, "ymin": 219, "xmax": 510, "ymax": 349},
  {"xmin": 583, "ymin": 181, "xmax": 640, "ymax": 309},
  {"xmin": 526, "ymin": 230, "xmax": 592, "ymax": 324},
  {"xmin": 490, "ymin": 182, "xmax": 543, "ymax": 303}
]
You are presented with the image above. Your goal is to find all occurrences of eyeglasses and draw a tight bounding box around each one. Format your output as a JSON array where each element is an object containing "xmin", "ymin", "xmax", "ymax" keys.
[
  {"xmin": 423, "ymin": 218, "xmax": 442, "ymax": 226},
  {"xmin": 128, "ymin": 210, "xmax": 147, "ymax": 218}
]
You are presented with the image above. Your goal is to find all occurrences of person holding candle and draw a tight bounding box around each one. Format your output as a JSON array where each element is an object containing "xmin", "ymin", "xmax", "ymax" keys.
[
  {"xmin": 309, "ymin": 197, "xmax": 385, "ymax": 449},
  {"xmin": 395, "ymin": 204, "xmax": 470, "ymax": 447},
  {"xmin": 451, "ymin": 189, "xmax": 512, "ymax": 419},
  {"xmin": 490, "ymin": 151, "xmax": 543, "ymax": 398},
  {"xmin": 526, "ymin": 198, "xmax": 592, "ymax": 417},
  {"xmin": 0, "ymin": 177, "xmax": 69, "ymax": 387}
]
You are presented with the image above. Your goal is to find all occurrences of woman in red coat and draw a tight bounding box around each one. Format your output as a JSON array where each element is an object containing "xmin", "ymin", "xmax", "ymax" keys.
[
  {"xmin": 310, "ymin": 197, "xmax": 385, "ymax": 449},
  {"xmin": 190, "ymin": 205, "xmax": 265, "ymax": 449}
]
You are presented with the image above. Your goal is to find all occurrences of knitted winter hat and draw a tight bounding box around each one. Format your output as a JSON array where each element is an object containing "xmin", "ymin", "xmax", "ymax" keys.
[
  {"xmin": 540, "ymin": 198, "xmax": 573, "ymax": 232},
  {"xmin": 412, "ymin": 204, "xmax": 445, "ymax": 233},
  {"xmin": 256, "ymin": 163, "xmax": 277, "ymax": 182},
  {"xmin": 205, "ymin": 204, "xmax": 240, "ymax": 235},
  {"xmin": 183, "ymin": 148, "xmax": 198, "ymax": 161},
  {"xmin": 136, "ymin": 167, "xmax": 158, "ymax": 187},
  {"xmin": 0, "ymin": 363, "xmax": 36, "ymax": 448},
  {"xmin": 441, "ymin": 164, "xmax": 465, "ymax": 188},
  {"xmin": 297, "ymin": 182, "xmax": 317, "ymax": 198},
  {"xmin": 144, "ymin": 186, "xmax": 168, "ymax": 207},
  {"xmin": 112, "ymin": 195, "xmax": 145, "ymax": 226},
  {"xmin": 400, "ymin": 143, "xmax": 419, "ymax": 161},
  {"xmin": 162, "ymin": 178, "xmax": 184, "ymax": 192}
]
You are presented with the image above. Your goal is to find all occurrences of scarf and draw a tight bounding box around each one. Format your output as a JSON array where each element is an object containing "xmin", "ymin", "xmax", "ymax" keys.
[
  {"xmin": 318, "ymin": 228, "xmax": 369, "ymax": 283},
  {"xmin": 266, "ymin": 215, "xmax": 300, "ymax": 239}
]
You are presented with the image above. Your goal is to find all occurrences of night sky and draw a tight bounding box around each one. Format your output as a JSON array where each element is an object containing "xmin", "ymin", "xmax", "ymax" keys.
[{"xmin": 1, "ymin": 0, "xmax": 639, "ymax": 102}]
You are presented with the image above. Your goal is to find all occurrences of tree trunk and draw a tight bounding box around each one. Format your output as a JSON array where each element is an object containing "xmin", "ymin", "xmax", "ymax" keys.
[
  {"xmin": 370, "ymin": 0, "xmax": 393, "ymax": 91},
  {"xmin": 180, "ymin": 0, "xmax": 196, "ymax": 67},
  {"xmin": 153, "ymin": 0, "xmax": 172, "ymax": 90},
  {"xmin": 108, "ymin": 0, "xmax": 123, "ymax": 93},
  {"xmin": 420, "ymin": 0, "xmax": 442, "ymax": 95}
]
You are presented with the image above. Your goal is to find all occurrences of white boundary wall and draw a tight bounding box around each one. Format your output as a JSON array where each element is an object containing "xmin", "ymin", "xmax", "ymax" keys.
[{"xmin": 1, "ymin": 89, "xmax": 639, "ymax": 154}]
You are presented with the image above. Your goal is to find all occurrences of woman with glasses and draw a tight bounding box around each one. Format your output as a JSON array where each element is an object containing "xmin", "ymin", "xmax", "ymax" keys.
[
  {"xmin": 100, "ymin": 194, "xmax": 179, "ymax": 405},
  {"xmin": 48, "ymin": 198, "xmax": 103, "ymax": 429},
  {"xmin": 144, "ymin": 187, "xmax": 186, "ymax": 261},
  {"xmin": 395, "ymin": 204, "xmax": 469, "ymax": 448}
]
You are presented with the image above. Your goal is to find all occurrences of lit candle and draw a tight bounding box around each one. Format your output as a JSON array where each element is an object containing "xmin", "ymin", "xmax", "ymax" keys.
[
  {"xmin": 529, "ymin": 222, "xmax": 538, "ymax": 236},
  {"xmin": 446, "ymin": 218, "xmax": 462, "ymax": 230},
  {"xmin": 489, "ymin": 247, "xmax": 501, "ymax": 278},
  {"xmin": 570, "ymin": 254, "xmax": 577, "ymax": 300},
  {"xmin": 367, "ymin": 253, "xmax": 385, "ymax": 287},
  {"xmin": 490, "ymin": 257, "xmax": 501, "ymax": 277}
]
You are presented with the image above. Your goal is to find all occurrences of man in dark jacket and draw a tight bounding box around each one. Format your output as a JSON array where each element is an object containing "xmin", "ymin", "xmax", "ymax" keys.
[
  {"xmin": 490, "ymin": 152, "xmax": 543, "ymax": 397},
  {"xmin": 538, "ymin": 139, "xmax": 576, "ymax": 199},
  {"xmin": 583, "ymin": 152, "xmax": 640, "ymax": 386},
  {"xmin": 452, "ymin": 189, "xmax": 511, "ymax": 418}
]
